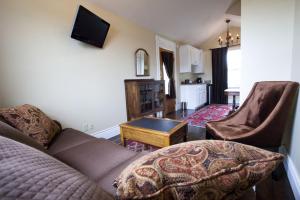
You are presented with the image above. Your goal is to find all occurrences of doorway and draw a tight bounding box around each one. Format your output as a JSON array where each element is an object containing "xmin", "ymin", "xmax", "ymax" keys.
[{"xmin": 160, "ymin": 48, "xmax": 176, "ymax": 114}]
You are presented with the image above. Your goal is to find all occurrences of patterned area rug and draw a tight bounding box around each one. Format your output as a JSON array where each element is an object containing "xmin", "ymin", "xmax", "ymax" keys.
[
  {"xmin": 108, "ymin": 136, "xmax": 159, "ymax": 153},
  {"xmin": 185, "ymin": 104, "xmax": 231, "ymax": 128},
  {"xmin": 126, "ymin": 140, "xmax": 159, "ymax": 152}
]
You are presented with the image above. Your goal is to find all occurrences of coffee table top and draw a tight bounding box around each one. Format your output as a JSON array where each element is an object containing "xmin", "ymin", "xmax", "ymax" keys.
[{"xmin": 126, "ymin": 117, "xmax": 182, "ymax": 133}]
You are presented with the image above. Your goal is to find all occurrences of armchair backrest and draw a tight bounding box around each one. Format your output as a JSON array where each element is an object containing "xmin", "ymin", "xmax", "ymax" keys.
[
  {"xmin": 228, "ymin": 82, "xmax": 298, "ymax": 128},
  {"xmin": 234, "ymin": 81, "xmax": 299, "ymax": 129},
  {"xmin": 247, "ymin": 82, "xmax": 289, "ymax": 127}
]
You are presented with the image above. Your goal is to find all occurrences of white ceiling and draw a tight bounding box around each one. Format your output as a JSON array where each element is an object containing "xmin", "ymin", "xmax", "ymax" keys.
[{"xmin": 89, "ymin": 0, "xmax": 241, "ymax": 46}]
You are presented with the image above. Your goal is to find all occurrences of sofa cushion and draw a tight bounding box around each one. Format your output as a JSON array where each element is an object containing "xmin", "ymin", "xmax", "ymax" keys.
[
  {"xmin": 48, "ymin": 128, "xmax": 96, "ymax": 155},
  {"xmin": 115, "ymin": 140, "xmax": 283, "ymax": 200},
  {"xmin": 49, "ymin": 129, "xmax": 142, "ymax": 186},
  {"xmin": 0, "ymin": 104, "xmax": 61, "ymax": 148},
  {"xmin": 97, "ymin": 151, "xmax": 149, "ymax": 195},
  {"xmin": 0, "ymin": 136, "xmax": 113, "ymax": 200},
  {"xmin": 0, "ymin": 120, "xmax": 45, "ymax": 152}
]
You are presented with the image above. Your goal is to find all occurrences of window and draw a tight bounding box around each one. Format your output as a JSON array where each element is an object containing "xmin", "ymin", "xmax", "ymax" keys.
[
  {"xmin": 227, "ymin": 47, "xmax": 241, "ymax": 88},
  {"xmin": 162, "ymin": 63, "xmax": 170, "ymax": 95}
]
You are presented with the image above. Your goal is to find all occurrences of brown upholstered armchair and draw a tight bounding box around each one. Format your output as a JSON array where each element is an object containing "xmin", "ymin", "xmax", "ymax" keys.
[{"xmin": 206, "ymin": 81, "xmax": 299, "ymax": 150}]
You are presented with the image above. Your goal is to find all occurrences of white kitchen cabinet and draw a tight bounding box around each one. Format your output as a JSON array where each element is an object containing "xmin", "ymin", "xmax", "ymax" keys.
[
  {"xmin": 180, "ymin": 84, "xmax": 207, "ymax": 109},
  {"xmin": 179, "ymin": 45, "xmax": 204, "ymax": 73},
  {"xmin": 179, "ymin": 45, "xmax": 191, "ymax": 73},
  {"xmin": 190, "ymin": 46, "xmax": 200, "ymax": 65},
  {"xmin": 192, "ymin": 49, "xmax": 203, "ymax": 73}
]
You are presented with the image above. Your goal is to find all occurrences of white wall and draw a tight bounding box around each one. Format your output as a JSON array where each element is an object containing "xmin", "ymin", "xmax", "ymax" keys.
[
  {"xmin": 0, "ymin": 0, "xmax": 156, "ymax": 134},
  {"xmin": 289, "ymin": 0, "xmax": 300, "ymax": 197},
  {"xmin": 241, "ymin": 0, "xmax": 300, "ymax": 197},
  {"xmin": 240, "ymin": 0, "xmax": 295, "ymax": 101}
]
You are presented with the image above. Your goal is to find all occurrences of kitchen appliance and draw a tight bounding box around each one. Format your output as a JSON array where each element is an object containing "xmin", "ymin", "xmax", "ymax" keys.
[
  {"xmin": 184, "ymin": 79, "xmax": 192, "ymax": 84},
  {"xmin": 207, "ymin": 84, "xmax": 212, "ymax": 105},
  {"xmin": 196, "ymin": 77, "xmax": 202, "ymax": 83}
]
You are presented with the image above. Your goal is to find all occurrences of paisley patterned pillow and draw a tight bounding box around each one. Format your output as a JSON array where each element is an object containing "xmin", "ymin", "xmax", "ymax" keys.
[
  {"xmin": 115, "ymin": 140, "xmax": 283, "ymax": 200},
  {"xmin": 0, "ymin": 104, "xmax": 61, "ymax": 149}
]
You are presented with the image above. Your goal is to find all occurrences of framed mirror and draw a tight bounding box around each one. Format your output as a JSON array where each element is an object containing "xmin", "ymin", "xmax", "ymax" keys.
[{"xmin": 135, "ymin": 48, "xmax": 149, "ymax": 76}]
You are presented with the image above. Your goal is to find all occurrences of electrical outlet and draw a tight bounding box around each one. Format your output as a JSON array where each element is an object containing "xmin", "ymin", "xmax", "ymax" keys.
[{"xmin": 89, "ymin": 124, "xmax": 94, "ymax": 131}]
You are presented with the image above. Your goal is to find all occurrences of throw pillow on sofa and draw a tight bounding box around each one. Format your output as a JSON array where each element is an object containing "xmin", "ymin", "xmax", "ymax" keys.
[
  {"xmin": 115, "ymin": 140, "xmax": 284, "ymax": 200},
  {"xmin": 0, "ymin": 104, "xmax": 61, "ymax": 148}
]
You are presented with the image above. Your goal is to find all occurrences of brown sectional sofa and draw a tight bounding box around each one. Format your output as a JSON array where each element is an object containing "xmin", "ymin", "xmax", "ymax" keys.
[
  {"xmin": 0, "ymin": 119, "xmax": 146, "ymax": 199},
  {"xmin": 0, "ymin": 119, "xmax": 255, "ymax": 200},
  {"xmin": 48, "ymin": 128, "xmax": 147, "ymax": 195}
]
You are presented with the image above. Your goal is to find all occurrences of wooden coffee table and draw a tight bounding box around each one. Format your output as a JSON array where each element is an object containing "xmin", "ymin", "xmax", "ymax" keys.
[{"xmin": 120, "ymin": 117, "xmax": 188, "ymax": 148}]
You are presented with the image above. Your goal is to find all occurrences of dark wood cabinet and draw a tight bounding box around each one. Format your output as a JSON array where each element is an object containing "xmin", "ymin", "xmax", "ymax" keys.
[{"xmin": 124, "ymin": 79, "xmax": 165, "ymax": 121}]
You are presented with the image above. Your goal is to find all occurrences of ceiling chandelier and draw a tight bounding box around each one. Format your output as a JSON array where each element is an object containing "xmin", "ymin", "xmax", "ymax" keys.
[{"xmin": 218, "ymin": 19, "xmax": 240, "ymax": 47}]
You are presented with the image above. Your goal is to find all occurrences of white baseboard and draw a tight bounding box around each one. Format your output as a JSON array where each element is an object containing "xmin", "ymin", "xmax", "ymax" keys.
[
  {"xmin": 284, "ymin": 155, "xmax": 300, "ymax": 199},
  {"xmin": 91, "ymin": 125, "xmax": 120, "ymax": 139},
  {"xmin": 280, "ymin": 147, "xmax": 300, "ymax": 199}
]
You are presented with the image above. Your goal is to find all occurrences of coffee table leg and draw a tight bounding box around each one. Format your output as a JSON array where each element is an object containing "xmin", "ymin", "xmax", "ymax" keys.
[
  {"xmin": 121, "ymin": 137, "xmax": 127, "ymax": 147},
  {"xmin": 120, "ymin": 128, "xmax": 126, "ymax": 147}
]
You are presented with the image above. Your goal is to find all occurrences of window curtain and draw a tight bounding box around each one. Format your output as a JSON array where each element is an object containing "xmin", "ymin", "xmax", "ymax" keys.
[
  {"xmin": 211, "ymin": 47, "xmax": 228, "ymax": 104},
  {"xmin": 161, "ymin": 51, "xmax": 176, "ymax": 98}
]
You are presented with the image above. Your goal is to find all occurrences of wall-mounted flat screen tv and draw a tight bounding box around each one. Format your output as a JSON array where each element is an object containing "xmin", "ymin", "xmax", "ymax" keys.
[{"xmin": 71, "ymin": 5, "xmax": 110, "ymax": 48}]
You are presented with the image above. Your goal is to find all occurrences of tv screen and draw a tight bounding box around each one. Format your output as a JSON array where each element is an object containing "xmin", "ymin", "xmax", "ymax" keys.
[{"xmin": 71, "ymin": 5, "xmax": 110, "ymax": 48}]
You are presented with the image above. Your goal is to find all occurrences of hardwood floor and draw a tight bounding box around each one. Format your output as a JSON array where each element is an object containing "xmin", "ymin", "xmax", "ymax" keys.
[
  {"xmin": 255, "ymin": 166, "xmax": 295, "ymax": 200},
  {"xmin": 110, "ymin": 109, "xmax": 295, "ymax": 200},
  {"xmin": 165, "ymin": 109, "xmax": 196, "ymax": 120}
]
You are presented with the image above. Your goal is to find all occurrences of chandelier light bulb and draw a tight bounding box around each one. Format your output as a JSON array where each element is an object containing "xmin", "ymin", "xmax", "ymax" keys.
[{"xmin": 218, "ymin": 19, "xmax": 240, "ymax": 47}]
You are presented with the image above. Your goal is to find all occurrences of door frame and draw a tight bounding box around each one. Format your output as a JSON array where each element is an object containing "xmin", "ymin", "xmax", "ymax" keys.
[{"xmin": 155, "ymin": 35, "xmax": 179, "ymax": 110}]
